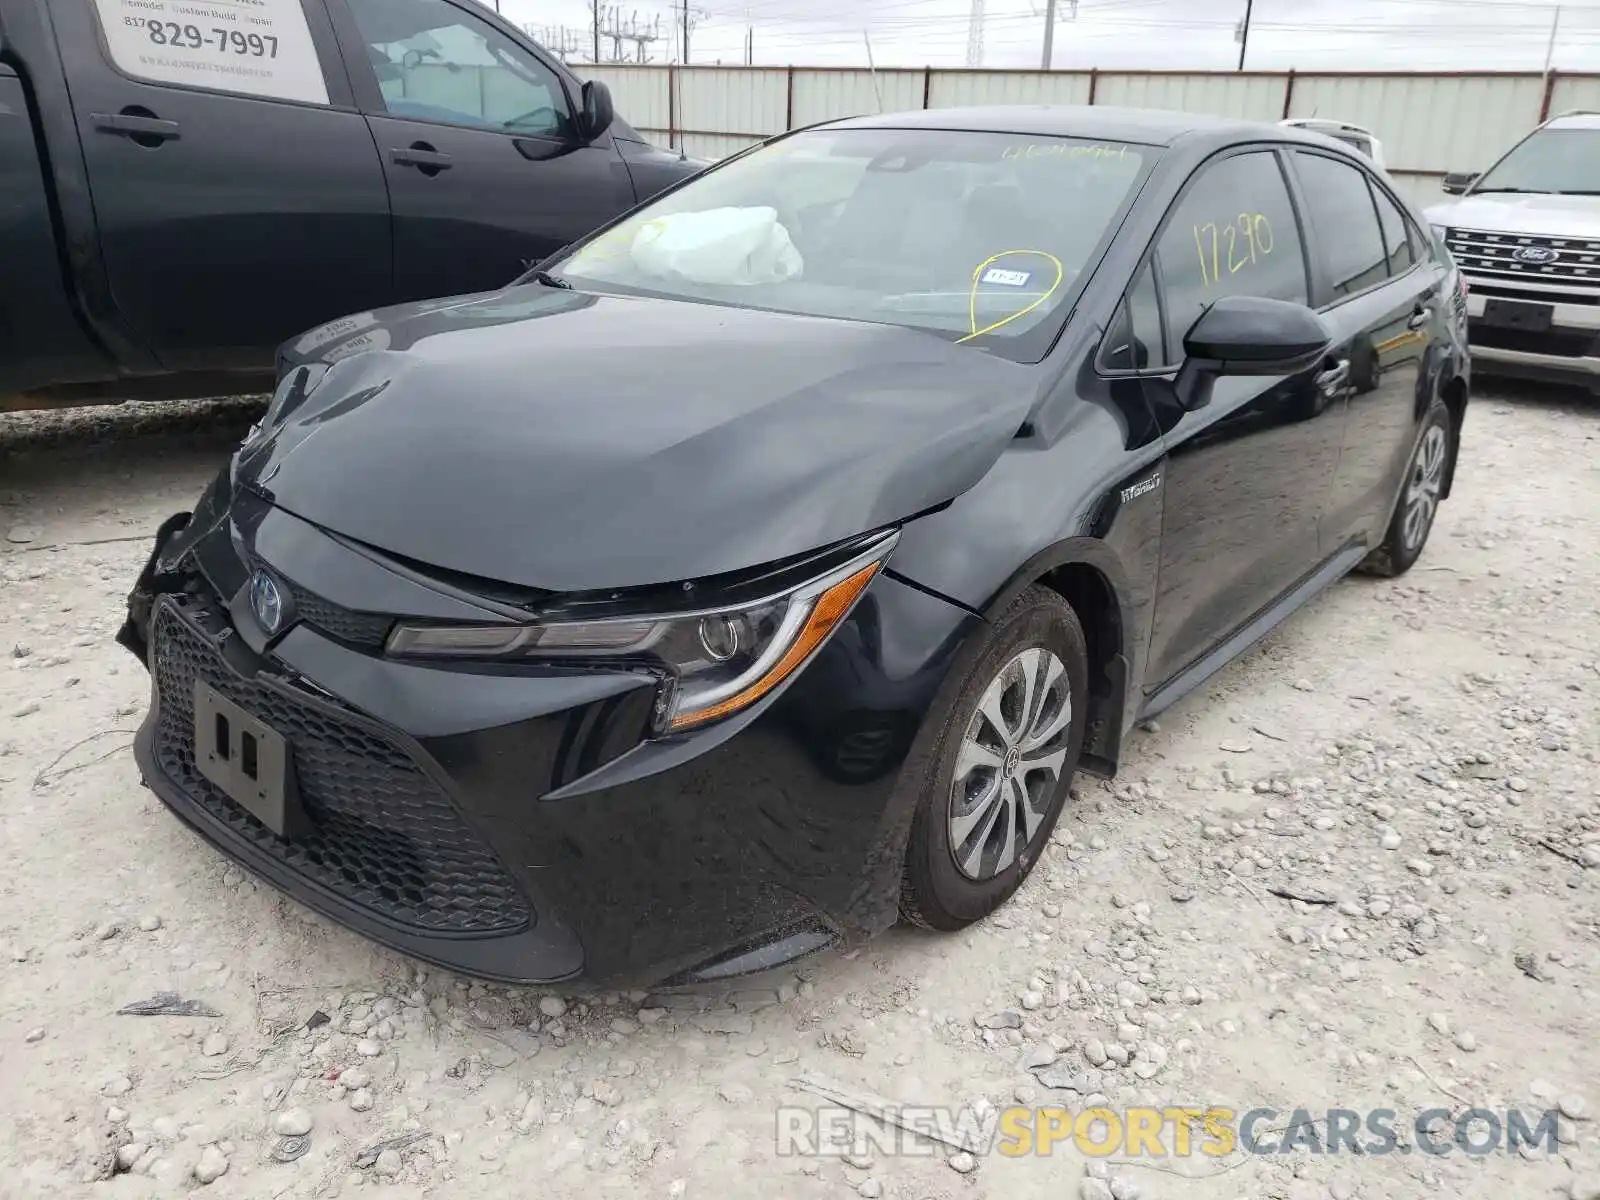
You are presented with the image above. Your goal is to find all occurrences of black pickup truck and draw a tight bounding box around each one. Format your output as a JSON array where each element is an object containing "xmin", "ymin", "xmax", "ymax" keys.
[{"xmin": 0, "ymin": 0, "xmax": 699, "ymax": 411}]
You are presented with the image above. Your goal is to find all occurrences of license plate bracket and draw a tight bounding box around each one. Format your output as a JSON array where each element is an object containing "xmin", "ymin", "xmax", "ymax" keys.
[
  {"xmin": 193, "ymin": 680, "xmax": 306, "ymax": 839},
  {"xmin": 1481, "ymin": 297, "xmax": 1554, "ymax": 331}
]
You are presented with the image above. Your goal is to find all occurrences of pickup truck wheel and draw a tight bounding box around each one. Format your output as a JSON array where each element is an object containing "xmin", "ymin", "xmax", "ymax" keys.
[
  {"xmin": 900, "ymin": 586, "xmax": 1088, "ymax": 931},
  {"xmin": 1359, "ymin": 402, "xmax": 1453, "ymax": 578}
]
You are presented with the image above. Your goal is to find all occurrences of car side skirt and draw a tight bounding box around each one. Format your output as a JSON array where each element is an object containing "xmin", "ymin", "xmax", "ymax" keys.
[{"xmin": 1138, "ymin": 539, "xmax": 1370, "ymax": 722}]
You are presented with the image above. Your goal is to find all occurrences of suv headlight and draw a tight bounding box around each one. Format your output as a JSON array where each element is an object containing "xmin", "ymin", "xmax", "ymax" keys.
[{"xmin": 386, "ymin": 532, "xmax": 898, "ymax": 732}]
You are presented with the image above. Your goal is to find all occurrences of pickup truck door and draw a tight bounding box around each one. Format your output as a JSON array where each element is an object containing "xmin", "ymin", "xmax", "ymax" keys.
[
  {"xmin": 329, "ymin": 0, "xmax": 637, "ymax": 303},
  {"xmin": 48, "ymin": 0, "xmax": 392, "ymax": 374}
]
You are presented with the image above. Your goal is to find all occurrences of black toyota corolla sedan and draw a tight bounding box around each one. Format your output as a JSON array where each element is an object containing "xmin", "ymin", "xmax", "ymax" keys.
[{"xmin": 119, "ymin": 106, "xmax": 1470, "ymax": 987}]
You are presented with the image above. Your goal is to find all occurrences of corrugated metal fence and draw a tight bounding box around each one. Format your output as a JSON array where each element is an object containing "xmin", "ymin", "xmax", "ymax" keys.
[{"xmin": 577, "ymin": 64, "xmax": 1600, "ymax": 207}]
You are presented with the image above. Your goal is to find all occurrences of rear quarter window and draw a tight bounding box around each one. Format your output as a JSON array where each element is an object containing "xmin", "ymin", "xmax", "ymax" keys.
[{"xmin": 90, "ymin": 0, "xmax": 331, "ymax": 105}]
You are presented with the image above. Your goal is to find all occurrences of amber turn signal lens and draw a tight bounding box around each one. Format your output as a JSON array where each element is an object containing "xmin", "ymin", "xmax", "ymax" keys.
[{"xmin": 668, "ymin": 560, "xmax": 883, "ymax": 731}]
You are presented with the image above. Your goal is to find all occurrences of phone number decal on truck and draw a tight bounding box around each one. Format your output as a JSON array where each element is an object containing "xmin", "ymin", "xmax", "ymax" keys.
[{"xmin": 92, "ymin": 0, "xmax": 330, "ymax": 105}]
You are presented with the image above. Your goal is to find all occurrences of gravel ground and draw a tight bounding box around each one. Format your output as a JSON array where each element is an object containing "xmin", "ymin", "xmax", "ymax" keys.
[{"xmin": 0, "ymin": 388, "xmax": 1596, "ymax": 1200}]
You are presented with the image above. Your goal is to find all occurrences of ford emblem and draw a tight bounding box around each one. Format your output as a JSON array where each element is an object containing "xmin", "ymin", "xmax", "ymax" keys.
[
  {"xmin": 1513, "ymin": 245, "xmax": 1559, "ymax": 264},
  {"xmin": 250, "ymin": 569, "xmax": 286, "ymax": 636}
]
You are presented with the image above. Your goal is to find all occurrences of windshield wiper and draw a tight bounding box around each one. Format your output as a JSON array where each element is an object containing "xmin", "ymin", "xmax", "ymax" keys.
[
  {"xmin": 1470, "ymin": 187, "xmax": 1542, "ymax": 194},
  {"xmin": 531, "ymin": 270, "xmax": 572, "ymax": 290}
]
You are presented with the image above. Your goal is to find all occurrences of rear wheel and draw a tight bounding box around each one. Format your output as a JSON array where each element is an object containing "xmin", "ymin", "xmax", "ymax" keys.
[
  {"xmin": 900, "ymin": 586, "xmax": 1088, "ymax": 931},
  {"xmin": 1358, "ymin": 403, "xmax": 1452, "ymax": 578}
]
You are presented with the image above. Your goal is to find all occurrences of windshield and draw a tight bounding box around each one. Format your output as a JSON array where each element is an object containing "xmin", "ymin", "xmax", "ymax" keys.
[
  {"xmin": 1474, "ymin": 127, "xmax": 1600, "ymax": 195},
  {"xmin": 548, "ymin": 127, "xmax": 1154, "ymax": 362}
]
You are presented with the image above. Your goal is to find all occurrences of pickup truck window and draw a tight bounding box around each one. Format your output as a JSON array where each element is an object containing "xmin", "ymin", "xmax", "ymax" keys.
[
  {"xmin": 344, "ymin": 0, "xmax": 573, "ymax": 139},
  {"xmin": 90, "ymin": 0, "xmax": 330, "ymax": 105}
]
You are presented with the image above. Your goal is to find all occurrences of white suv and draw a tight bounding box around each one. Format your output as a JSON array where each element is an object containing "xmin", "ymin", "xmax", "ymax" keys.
[
  {"xmin": 1425, "ymin": 111, "xmax": 1600, "ymax": 390},
  {"xmin": 1279, "ymin": 118, "xmax": 1386, "ymax": 168}
]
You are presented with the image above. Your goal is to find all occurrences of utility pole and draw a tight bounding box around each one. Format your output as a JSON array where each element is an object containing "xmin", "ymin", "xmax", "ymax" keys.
[
  {"xmin": 682, "ymin": 0, "xmax": 691, "ymax": 64},
  {"xmin": 1236, "ymin": 0, "xmax": 1253, "ymax": 70},
  {"xmin": 1543, "ymin": 4, "xmax": 1563, "ymax": 75},
  {"xmin": 1041, "ymin": 0, "xmax": 1056, "ymax": 68},
  {"xmin": 966, "ymin": 0, "xmax": 985, "ymax": 67},
  {"xmin": 591, "ymin": 0, "xmax": 601, "ymax": 62},
  {"xmin": 862, "ymin": 30, "xmax": 883, "ymax": 110}
]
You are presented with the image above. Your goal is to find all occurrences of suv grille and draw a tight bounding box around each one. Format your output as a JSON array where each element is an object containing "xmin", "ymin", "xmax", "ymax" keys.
[
  {"xmin": 149, "ymin": 596, "xmax": 532, "ymax": 935},
  {"xmin": 1445, "ymin": 227, "xmax": 1600, "ymax": 293}
]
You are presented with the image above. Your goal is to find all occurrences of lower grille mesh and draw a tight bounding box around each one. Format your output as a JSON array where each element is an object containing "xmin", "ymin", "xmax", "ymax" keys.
[{"xmin": 149, "ymin": 597, "xmax": 530, "ymax": 935}]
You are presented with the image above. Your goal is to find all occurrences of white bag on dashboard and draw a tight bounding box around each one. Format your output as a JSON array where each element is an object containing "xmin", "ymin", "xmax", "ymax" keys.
[{"xmin": 631, "ymin": 206, "xmax": 803, "ymax": 285}]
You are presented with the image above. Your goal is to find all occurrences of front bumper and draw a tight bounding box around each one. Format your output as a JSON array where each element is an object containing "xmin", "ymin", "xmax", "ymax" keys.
[
  {"xmin": 1465, "ymin": 289, "xmax": 1600, "ymax": 386},
  {"xmin": 123, "ymin": 491, "xmax": 981, "ymax": 986}
]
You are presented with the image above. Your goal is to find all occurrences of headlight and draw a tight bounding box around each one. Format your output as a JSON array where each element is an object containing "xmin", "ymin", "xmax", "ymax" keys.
[
  {"xmin": 1430, "ymin": 224, "xmax": 1449, "ymax": 248},
  {"xmin": 385, "ymin": 532, "xmax": 898, "ymax": 732}
]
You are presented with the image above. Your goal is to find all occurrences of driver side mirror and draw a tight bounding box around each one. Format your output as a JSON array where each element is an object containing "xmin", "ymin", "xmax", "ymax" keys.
[
  {"xmin": 1441, "ymin": 171, "xmax": 1479, "ymax": 195},
  {"xmin": 579, "ymin": 80, "xmax": 615, "ymax": 143},
  {"xmin": 1174, "ymin": 295, "xmax": 1332, "ymax": 412}
]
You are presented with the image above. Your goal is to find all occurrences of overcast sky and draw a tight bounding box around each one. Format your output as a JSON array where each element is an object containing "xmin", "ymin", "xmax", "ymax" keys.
[{"xmin": 491, "ymin": 0, "xmax": 1600, "ymax": 71}]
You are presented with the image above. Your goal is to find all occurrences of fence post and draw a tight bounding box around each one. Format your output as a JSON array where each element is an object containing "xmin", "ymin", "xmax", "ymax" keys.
[
  {"xmin": 923, "ymin": 67, "xmax": 932, "ymax": 109},
  {"xmin": 1539, "ymin": 68, "xmax": 1558, "ymax": 122},
  {"xmin": 785, "ymin": 65, "xmax": 795, "ymax": 132},
  {"xmin": 1087, "ymin": 67, "xmax": 1098, "ymax": 105},
  {"xmin": 1281, "ymin": 68, "xmax": 1295, "ymax": 119},
  {"xmin": 668, "ymin": 64, "xmax": 677, "ymax": 150}
]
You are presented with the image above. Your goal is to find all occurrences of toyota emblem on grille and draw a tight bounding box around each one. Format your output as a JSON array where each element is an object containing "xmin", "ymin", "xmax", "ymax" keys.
[
  {"xmin": 1513, "ymin": 245, "xmax": 1559, "ymax": 264},
  {"xmin": 250, "ymin": 569, "xmax": 286, "ymax": 635}
]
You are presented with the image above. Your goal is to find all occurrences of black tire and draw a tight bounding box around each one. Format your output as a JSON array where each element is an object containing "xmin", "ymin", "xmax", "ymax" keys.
[
  {"xmin": 900, "ymin": 585, "xmax": 1089, "ymax": 931},
  {"xmin": 1358, "ymin": 402, "xmax": 1453, "ymax": 579}
]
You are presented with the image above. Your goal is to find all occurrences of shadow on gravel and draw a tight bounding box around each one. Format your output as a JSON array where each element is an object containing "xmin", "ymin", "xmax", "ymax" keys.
[
  {"xmin": 0, "ymin": 395, "xmax": 267, "ymax": 463},
  {"xmin": 1472, "ymin": 377, "xmax": 1598, "ymax": 417}
]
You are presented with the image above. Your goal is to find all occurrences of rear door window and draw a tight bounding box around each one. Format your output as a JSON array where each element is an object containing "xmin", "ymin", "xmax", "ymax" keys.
[
  {"xmin": 90, "ymin": 0, "xmax": 331, "ymax": 105},
  {"xmin": 1291, "ymin": 151, "xmax": 1389, "ymax": 299},
  {"xmin": 1369, "ymin": 183, "xmax": 1417, "ymax": 277}
]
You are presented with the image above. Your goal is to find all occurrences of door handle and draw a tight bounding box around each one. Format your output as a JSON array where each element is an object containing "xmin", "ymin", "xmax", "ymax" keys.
[
  {"xmin": 92, "ymin": 111, "xmax": 181, "ymax": 142},
  {"xmin": 392, "ymin": 144, "xmax": 453, "ymax": 172},
  {"xmin": 1315, "ymin": 359, "xmax": 1350, "ymax": 393},
  {"xmin": 1407, "ymin": 305, "xmax": 1434, "ymax": 331}
]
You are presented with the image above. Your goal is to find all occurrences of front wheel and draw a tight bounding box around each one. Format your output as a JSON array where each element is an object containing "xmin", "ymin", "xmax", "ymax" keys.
[
  {"xmin": 1358, "ymin": 403, "xmax": 1453, "ymax": 578},
  {"xmin": 900, "ymin": 586, "xmax": 1089, "ymax": 931}
]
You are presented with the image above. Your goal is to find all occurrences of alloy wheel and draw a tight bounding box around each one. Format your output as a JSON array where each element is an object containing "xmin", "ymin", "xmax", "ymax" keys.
[
  {"xmin": 1401, "ymin": 424, "xmax": 1448, "ymax": 553},
  {"xmin": 947, "ymin": 646, "xmax": 1073, "ymax": 881}
]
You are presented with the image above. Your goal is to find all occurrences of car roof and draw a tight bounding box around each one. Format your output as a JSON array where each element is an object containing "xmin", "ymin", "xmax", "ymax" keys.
[
  {"xmin": 1546, "ymin": 111, "xmax": 1600, "ymax": 129},
  {"xmin": 823, "ymin": 104, "xmax": 1303, "ymax": 148}
]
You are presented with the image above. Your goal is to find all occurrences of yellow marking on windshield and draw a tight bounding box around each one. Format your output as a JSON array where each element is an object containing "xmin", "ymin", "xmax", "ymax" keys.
[{"xmin": 959, "ymin": 250, "xmax": 1066, "ymax": 344}]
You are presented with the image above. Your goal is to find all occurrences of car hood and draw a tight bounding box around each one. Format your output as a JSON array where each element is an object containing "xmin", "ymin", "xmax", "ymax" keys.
[
  {"xmin": 242, "ymin": 286, "xmax": 1036, "ymax": 594},
  {"xmin": 1424, "ymin": 192, "xmax": 1600, "ymax": 238}
]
